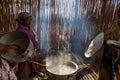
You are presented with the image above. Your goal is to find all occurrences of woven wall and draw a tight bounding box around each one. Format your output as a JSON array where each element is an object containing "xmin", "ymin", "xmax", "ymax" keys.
[{"xmin": 0, "ymin": 0, "xmax": 120, "ymax": 53}]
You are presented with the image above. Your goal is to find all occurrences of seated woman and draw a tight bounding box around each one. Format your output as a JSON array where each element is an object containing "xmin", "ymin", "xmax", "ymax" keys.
[{"xmin": 16, "ymin": 12, "xmax": 40, "ymax": 79}]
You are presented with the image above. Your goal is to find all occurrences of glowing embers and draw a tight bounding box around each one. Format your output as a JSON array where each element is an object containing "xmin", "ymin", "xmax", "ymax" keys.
[{"xmin": 46, "ymin": 51, "xmax": 78, "ymax": 75}]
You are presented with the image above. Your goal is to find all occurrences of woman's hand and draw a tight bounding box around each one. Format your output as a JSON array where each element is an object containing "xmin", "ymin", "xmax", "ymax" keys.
[
  {"xmin": 0, "ymin": 44, "xmax": 19, "ymax": 52},
  {"xmin": 0, "ymin": 44, "xmax": 8, "ymax": 52},
  {"xmin": 0, "ymin": 31, "xmax": 5, "ymax": 37},
  {"xmin": 8, "ymin": 44, "xmax": 20, "ymax": 51}
]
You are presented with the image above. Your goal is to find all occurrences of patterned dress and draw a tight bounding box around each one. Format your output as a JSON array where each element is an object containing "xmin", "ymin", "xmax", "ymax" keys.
[
  {"xmin": 98, "ymin": 45, "xmax": 120, "ymax": 80},
  {"xmin": 0, "ymin": 58, "xmax": 17, "ymax": 80}
]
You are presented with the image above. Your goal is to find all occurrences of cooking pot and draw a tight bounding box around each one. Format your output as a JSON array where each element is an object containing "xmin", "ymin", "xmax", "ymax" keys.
[
  {"xmin": 46, "ymin": 60, "xmax": 78, "ymax": 80},
  {"xmin": 45, "ymin": 50, "xmax": 86, "ymax": 80}
]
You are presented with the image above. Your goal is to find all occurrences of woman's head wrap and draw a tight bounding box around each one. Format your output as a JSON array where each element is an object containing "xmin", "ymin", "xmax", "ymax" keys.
[{"xmin": 16, "ymin": 12, "xmax": 32, "ymax": 24}]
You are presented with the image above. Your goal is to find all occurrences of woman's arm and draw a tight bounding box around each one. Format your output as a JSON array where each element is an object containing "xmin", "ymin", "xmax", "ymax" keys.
[
  {"xmin": 32, "ymin": 27, "xmax": 39, "ymax": 49},
  {"xmin": 0, "ymin": 31, "xmax": 5, "ymax": 37},
  {"xmin": 0, "ymin": 44, "xmax": 8, "ymax": 52},
  {"xmin": 0, "ymin": 44, "xmax": 19, "ymax": 52}
]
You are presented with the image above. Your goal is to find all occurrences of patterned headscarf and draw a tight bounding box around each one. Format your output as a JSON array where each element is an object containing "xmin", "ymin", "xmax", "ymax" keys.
[{"xmin": 16, "ymin": 12, "xmax": 32, "ymax": 24}]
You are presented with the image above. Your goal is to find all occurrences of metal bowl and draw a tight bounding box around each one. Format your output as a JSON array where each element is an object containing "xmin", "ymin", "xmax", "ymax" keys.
[
  {"xmin": 0, "ymin": 31, "xmax": 34, "ymax": 63},
  {"xmin": 85, "ymin": 32, "xmax": 104, "ymax": 58}
]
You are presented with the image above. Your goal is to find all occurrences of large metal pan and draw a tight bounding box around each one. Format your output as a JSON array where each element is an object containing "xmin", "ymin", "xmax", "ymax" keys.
[
  {"xmin": 85, "ymin": 32, "xmax": 104, "ymax": 58},
  {"xmin": 0, "ymin": 31, "xmax": 34, "ymax": 63}
]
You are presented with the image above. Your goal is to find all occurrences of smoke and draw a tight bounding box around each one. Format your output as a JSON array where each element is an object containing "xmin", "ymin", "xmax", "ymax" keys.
[
  {"xmin": 36, "ymin": 0, "xmax": 93, "ymax": 58},
  {"xmin": 46, "ymin": 51, "xmax": 72, "ymax": 66}
]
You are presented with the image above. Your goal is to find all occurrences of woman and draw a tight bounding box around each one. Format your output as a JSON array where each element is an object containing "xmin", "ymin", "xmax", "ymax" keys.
[
  {"xmin": 98, "ymin": 8, "xmax": 120, "ymax": 80},
  {"xmin": 0, "ymin": 31, "xmax": 18, "ymax": 80},
  {"xmin": 16, "ymin": 12, "xmax": 38, "ymax": 49},
  {"xmin": 16, "ymin": 12, "xmax": 41, "ymax": 79}
]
